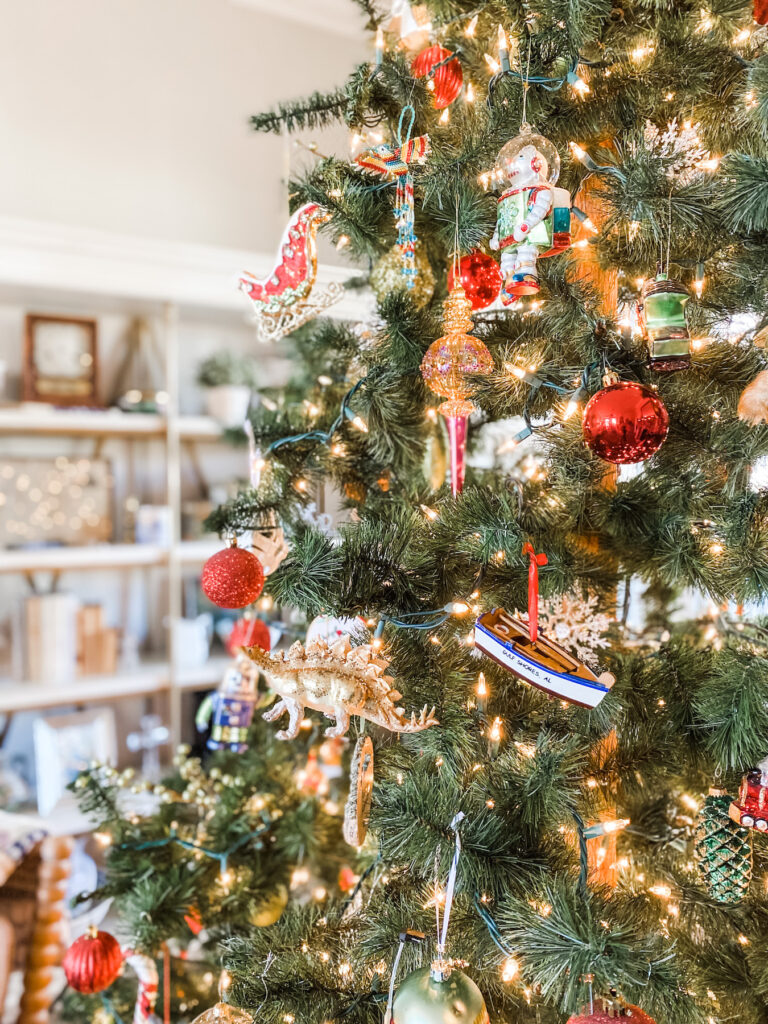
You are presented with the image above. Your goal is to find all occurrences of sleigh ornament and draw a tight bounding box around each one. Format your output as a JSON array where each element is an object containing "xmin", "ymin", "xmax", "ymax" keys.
[
  {"xmin": 474, "ymin": 544, "xmax": 615, "ymax": 709},
  {"xmin": 239, "ymin": 203, "xmax": 343, "ymax": 341}
]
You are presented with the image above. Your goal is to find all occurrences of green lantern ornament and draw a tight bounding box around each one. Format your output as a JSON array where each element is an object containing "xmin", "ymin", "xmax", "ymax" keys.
[
  {"xmin": 637, "ymin": 273, "xmax": 691, "ymax": 372},
  {"xmin": 392, "ymin": 962, "xmax": 489, "ymax": 1024},
  {"xmin": 695, "ymin": 790, "xmax": 752, "ymax": 903}
]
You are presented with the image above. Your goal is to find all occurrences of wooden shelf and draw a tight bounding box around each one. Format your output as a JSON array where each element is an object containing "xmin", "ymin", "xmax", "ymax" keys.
[
  {"xmin": 175, "ymin": 655, "xmax": 231, "ymax": 690},
  {"xmin": 0, "ymin": 405, "xmax": 224, "ymax": 441},
  {"xmin": 0, "ymin": 655, "xmax": 232, "ymax": 713},
  {"xmin": 176, "ymin": 539, "xmax": 221, "ymax": 564},
  {"xmin": 0, "ymin": 543, "xmax": 168, "ymax": 574},
  {"xmin": 0, "ymin": 406, "xmax": 166, "ymax": 437},
  {"xmin": 0, "ymin": 540, "xmax": 223, "ymax": 574},
  {"xmin": 0, "ymin": 662, "xmax": 169, "ymax": 713}
]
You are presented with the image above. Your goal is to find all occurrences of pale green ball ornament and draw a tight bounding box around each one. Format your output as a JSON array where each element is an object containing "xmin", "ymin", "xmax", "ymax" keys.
[
  {"xmin": 392, "ymin": 963, "xmax": 489, "ymax": 1024},
  {"xmin": 371, "ymin": 242, "xmax": 436, "ymax": 310}
]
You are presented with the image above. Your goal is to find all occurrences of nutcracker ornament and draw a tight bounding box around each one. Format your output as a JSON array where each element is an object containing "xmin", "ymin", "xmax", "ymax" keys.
[
  {"xmin": 730, "ymin": 756, "xmax": 768, "ymax": 831},
  {"xmin": 420, "ymin": 283, "xmax": 494, "ymax": 494},
  {"xmin": 195, "ymin": 660, "xmax": 257, "ymax": 753},
  {"xmin": 239, "ymin": 203, "xmax": 343, "ymax": 341},
  {"xmin": 695, "ymin": 789, "xmax": 752, "ymax": 903},
  {"xmin": 489, "ymin": 126, "xmax": 571, "ymax": 301},
  {"xmin": 637, "ymin": 272, "xmax": 691, "ymax": 372}
]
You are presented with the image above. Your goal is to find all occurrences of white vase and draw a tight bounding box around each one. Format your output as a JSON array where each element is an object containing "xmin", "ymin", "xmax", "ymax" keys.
[{"xmin": 204, "ymin": 385, "xmax": 252, "ymax": 428}]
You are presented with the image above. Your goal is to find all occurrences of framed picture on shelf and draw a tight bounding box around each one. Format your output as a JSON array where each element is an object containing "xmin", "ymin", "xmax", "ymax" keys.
[
  {"xmin": 23, "ymin": 314, "xmax": 99, "ymax": 405},
  {"xmin": 33, "ymin": 708, "xmax": 117, "ymax": 815}
]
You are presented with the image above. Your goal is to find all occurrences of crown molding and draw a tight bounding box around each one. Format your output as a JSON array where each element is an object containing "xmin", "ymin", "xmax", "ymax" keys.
[
  {"xmin": 0, "ymin": 216, "xmax": 372, "ymax": 322},
  {"xmin": 229, "ymin": 0, "xmax": 366, "ymax": 38}
]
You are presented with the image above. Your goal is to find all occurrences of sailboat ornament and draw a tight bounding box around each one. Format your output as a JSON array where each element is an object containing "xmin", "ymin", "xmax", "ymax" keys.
[{"xmin": 474, "ymin": 544, "xmax": 615, "ymax": 708}]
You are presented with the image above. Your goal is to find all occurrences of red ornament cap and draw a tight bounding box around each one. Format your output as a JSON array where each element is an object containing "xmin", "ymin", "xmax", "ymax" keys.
[
  {"xmin": 63, "ymin": 927, "xmax": 123, "ymax": 994},
  {"xmin": 201, "ymin": 541, "xmax": 265, "ymax": 609},
  {"xmin": 226, "ymin": 615, "xmax": 271, "ymax": 656},
  {"xmin": 582, "ymin": 379, "xmax": 669, "ymax": 465},
  {"xmin": 447, "ymin": 253, "xmax": 503, "ymax": 311},
  {"xmin": 412, "ymin": 45, "xmax": 463, "ymax": 109}
]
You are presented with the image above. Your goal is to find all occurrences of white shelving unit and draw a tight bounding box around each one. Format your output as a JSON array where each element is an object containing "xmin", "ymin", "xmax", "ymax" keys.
[
  {"xmin": 0, "ymin": 394, "xmax": 229, "ymax": 741},
  {"xmin": 0, "ymin": 217, "xmax": 371, "ymax": 745}
]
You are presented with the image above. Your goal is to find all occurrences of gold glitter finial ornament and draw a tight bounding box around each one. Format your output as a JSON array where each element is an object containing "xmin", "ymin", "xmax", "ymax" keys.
[{"xmin": 420, "ymin": 284, "xmax": 493, "ymax": 494}]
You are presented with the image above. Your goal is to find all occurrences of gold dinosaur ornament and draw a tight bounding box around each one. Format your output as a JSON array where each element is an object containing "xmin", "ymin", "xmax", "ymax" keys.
[{"xmin": 247, "ymin": 635, "xmax": 438, "ymax": 740}]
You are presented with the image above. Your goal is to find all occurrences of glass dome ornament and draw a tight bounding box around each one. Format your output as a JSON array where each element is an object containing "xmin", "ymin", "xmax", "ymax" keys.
[{"xmin": 494, "ymin": 123, "xmax": 561, "ymax": 186}]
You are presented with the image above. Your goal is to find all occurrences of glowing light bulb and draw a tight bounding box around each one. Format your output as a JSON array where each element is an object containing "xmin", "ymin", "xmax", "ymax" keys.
[
  {"xmin": 449, "ymin": 600, "xmax": 470, "ymax": 615},
  {"xmin": 465, "ymin": 14, "xmax": 478, "ymax": 36},
  {"xmin": 350, "ymin": 414, "xmax": 368, "ymax": 432},
  {"xmin": 465, "ymin": 82, "xmax": 475, "ymax": 103},
  {"xmin": 572, "ymin": 75, "xmax": 590, "ymax": 97},
  {"xmin": 476, "ymin": 673, "xmax": 487, "ymax": 698},
  {"xmin": 484, "ymin": 53, "xmax": 500, "ymax": 73},
  {"xmin": 569, "ymin": 141, "xmax": 587, "ymax": 162},
  {"xmin": 439, "ymin": 108, "xmax": 450, "ymax": 125}
]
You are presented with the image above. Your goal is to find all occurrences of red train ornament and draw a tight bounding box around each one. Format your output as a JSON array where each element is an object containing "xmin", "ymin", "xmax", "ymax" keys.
[{"xmin": 730, "ymin": 758, "xmax": 768, "ymax": 831}]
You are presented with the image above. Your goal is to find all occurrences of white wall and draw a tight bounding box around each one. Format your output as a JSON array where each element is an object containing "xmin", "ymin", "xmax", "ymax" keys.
[{"xmin": 0, "ymin": 0, "xmax": 367, "ymax": 248}]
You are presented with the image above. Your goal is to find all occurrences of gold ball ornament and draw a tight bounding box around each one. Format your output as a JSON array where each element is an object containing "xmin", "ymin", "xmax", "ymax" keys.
[
  {"xmin": 190, "ymin": 1004, "xmax": 254, "ymax": 1024},
  {"xmin": 420, "ymin": 286, "xmax": 494, "ymax": 417},
  {"xmin": 393, "ymin": 963, "xmax": 489, "ymax": 1024},
  {"xmin": 249, "ymin": 883, "xmax": 288, "ymax": 927},
  {"xmin": 371, "ymin": 242, "xmax": 435, "ymax": 309}
]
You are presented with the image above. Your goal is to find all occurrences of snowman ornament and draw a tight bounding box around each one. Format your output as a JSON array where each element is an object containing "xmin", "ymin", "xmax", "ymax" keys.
[{"xmin": 489, "ymin": 128, "xmax": 571, "ymax": 303}]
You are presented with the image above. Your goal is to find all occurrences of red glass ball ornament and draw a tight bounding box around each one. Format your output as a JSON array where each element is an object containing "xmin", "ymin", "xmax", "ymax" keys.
[
  {"xmin": 201, "ymin": 544, "xmax": 265, "ymax": 609},
  {"xmin": 567, "ymin": 1006, "xmax": 657, "ymax": 1024},
  {"xmin": 756, "ymin": 0, "xmax": 768, "ymax": 26},
  {"xmin": 448, "ymin": 253, "xmax": 503, "ymax": 311},
  {"xmin": 582, "ymin": 381, "xmax": 669, "ymax": 464},
  {"xmin": 226, "ymin": 615, "xmax": 271, "ymax": 656},
  {"xmin": 63, "ymin": 928, "xmax": 123, "ymax": 994},
  {"xmin": 412, "ymin": 45, "xmax": 463, "ymax": 109}
]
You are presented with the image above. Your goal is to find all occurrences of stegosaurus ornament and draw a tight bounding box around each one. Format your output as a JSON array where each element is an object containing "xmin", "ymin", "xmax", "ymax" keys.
[{"xmin": 247, "ymin": 635, "xmax": 438, "ymax": 740}]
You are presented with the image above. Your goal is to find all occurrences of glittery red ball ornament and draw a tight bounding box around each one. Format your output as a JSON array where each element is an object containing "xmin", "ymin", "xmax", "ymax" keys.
[
  {"xmin": 226, "ymin": 615, "xmax": 271, "ymax": 656},
  {"xmin": 448, "ymin": 253, "xmax": 503, "ymax": 310},
  {"xmin": 582, "ymin": 379, "xmax": 669, "ymax": 464},
  {"xmin": 412, "ymin": 45, "xmax": 463, "ymax": 109},
  {"xmin": 201, "ymin": 543, "xmax": 264, "ymax": 609},
  {"xmin": 567, "ymin": 1005, "xmax": 657, "ymax": 1024},
  {"xmin": 64, "ymin": 927, "xmax": 123, "ymax": 994}
]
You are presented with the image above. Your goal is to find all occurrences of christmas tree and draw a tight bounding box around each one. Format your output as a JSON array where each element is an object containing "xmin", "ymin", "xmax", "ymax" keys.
[{"xmin": 67, "ymin": 2, "xmax": 768, "ymax": 1024}]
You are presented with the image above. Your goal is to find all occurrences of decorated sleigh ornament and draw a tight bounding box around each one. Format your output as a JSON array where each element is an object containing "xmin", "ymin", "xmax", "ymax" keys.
[
  {"xmin": 239, "ymin": 203, "xmax": 343, "ymax": 341},
  {"xmin": 474, "ymin": 544, "xmax": 615, "ymax": 709}
]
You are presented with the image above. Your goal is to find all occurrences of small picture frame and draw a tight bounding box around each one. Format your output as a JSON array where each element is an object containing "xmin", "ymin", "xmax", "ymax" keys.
[
  {"xmin": 24, "ymin": 314, "xmax": 99, "ymax": 405},
  {"xmin": 33, "ymin": 708, "xmax": 117, "ymax": 815}
]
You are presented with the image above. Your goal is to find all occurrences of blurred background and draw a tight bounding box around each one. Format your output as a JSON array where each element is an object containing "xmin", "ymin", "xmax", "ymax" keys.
[{"xmin": 0, "ymin": 0, "xmax": 367, "ymax": 832}]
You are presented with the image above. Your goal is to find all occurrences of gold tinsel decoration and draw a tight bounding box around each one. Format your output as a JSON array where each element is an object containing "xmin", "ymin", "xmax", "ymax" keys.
[{"xmin": 371, "ymin": 241, "xmax": 435, "ymax": 309}]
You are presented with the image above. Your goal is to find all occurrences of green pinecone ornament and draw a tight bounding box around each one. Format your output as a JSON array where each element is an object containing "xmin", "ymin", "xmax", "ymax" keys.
[{"xmin": 695, "ymin": 790, "xmax": 752, "ymax": 903}]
